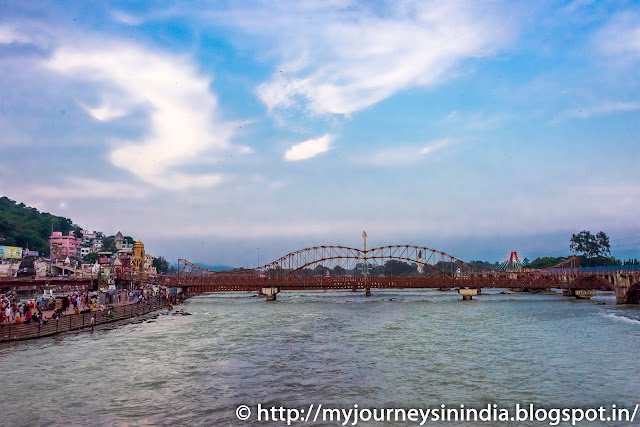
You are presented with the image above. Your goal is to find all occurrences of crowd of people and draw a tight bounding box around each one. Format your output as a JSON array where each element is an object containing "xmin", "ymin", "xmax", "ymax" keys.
[
  {"xmin": 1, "ymin": 287, "xmax": 166, "ymax": 326},
  {"xmin": 1, "ymin": 286, "xmax": 183, "ymax": 327},
  {"xmin": 1, "ymin": 291, "xmax": 100, "ymax": 326}
]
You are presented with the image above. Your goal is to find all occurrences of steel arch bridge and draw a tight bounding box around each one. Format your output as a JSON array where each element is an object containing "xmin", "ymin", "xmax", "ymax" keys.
[
  {"xmin": 174, "ymin": 244, "xmax": 640, "ymax": 303},
  {"xmin": 177, "ymin": 245, "xmax": 488, "ymax": 291}
]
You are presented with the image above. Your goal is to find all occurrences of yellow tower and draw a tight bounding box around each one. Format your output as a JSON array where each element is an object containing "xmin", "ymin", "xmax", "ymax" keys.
[{"xmin": 132, "ymin": 241, "xmax": 145, "ymax": 272}]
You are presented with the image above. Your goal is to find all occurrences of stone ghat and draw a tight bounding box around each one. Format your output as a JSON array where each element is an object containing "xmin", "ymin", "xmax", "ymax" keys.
[{"xmin": 0, "ymin": 300, "xmax": 168, "ymax": 343}]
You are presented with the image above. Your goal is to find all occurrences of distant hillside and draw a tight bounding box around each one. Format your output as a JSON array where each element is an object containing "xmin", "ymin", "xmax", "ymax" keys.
[
  {"xmin": 0, "ymin": 196, "xmax": 81, "ymax": 256},
  {"xmin": 195, "ymin": 263, "xmax": 235, "ymax": 271},
  {"xmin": 168, "ymin": 262, "xmax": 235, "ymax": 272}
]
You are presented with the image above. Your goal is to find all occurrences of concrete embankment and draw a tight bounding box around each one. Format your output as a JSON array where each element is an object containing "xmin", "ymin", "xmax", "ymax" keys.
[{"xmin": 0, "ymin": 300, "xmax": 170, "ymax": 343}]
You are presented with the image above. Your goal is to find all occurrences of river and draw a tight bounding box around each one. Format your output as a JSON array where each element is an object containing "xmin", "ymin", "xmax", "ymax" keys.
[{"xmin": 1, "ymin": 289, "xmax": 639, "ymax": 426}]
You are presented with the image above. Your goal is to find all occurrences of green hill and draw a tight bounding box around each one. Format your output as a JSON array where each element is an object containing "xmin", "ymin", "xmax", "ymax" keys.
[{"xmin": 0, "ymin": 196, "xmax": 81, "ymax": 256}]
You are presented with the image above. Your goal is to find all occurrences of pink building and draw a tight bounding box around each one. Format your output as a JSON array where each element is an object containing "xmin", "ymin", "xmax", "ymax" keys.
[{"xmin": 49, "ymin": 231, "xmax": 82, "ymax": 259}]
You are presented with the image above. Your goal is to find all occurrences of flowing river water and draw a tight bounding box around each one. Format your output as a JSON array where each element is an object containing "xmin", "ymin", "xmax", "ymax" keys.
[{"xmin": 1, "ymin": 289, "xmax": 639, "ymax": 426}]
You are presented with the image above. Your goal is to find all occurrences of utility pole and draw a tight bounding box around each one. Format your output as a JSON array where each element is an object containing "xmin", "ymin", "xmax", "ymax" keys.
[{"xmin": 363, "ymin": 230, "xmax": 370, "ymax": 296}]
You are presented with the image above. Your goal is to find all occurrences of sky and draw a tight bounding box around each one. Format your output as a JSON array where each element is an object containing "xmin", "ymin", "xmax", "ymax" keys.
[{"xmin": 0, "ymin": 0, "xmax": 639, "ymax": 267}]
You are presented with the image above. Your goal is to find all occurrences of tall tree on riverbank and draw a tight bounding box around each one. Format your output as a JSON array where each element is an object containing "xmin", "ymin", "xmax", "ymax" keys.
[
  {"xmin": 570, "ymin": 230, "xmax": 611, "ymax": 258},
  {"xmin": 153, "ymin": 256, "xmax": 169, "ymax": 273}
]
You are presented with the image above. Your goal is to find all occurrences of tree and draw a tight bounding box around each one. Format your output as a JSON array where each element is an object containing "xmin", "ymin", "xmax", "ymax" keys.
[
  {"xmin": 528, "ymin": 257, "xmax": 566, "ymax": 269},
  {"xmin": 595, "ymin": 231, "xmax": 611, "ymax": 257},
  {"xmin": 0, "ymin": 196, "xmax": 83, "ymax": 256},
  {"xmin": 314, "ymin": 264, "xmax": 330, "ymax": 276},
  {"xmin": 380, "ymin": 259, "xmax": 417, "ymax": 275},
  {"xmin": 102, "ymin": 236, "xmax": 117, "ymax": 253},
  {"xmin": 83, "ymin": 252, "xmax": 99, "ymax": 264},
  {"xmin": 469, "ymin": 260, "xmax": 495, "ymax": 269},
  {"xmin": 570, "ymin": 230, "xmax": 611, "ymax": 258},
  {"xmin": 152, "ymin": 256, "xmax": 169, "ymax": 274},
  {"xmin": 332, "ymin": 265, "xmax": 346, "ymax": 276}
]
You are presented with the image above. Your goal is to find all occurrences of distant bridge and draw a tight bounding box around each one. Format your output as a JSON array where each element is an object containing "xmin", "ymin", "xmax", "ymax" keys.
[{"xmin": 176, "ymin": 245, "xmax": 640, "ymax": 304}]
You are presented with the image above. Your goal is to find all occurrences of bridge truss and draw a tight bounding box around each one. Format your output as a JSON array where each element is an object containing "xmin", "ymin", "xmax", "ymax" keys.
[{"xmin": 175, "ymin": 245, "xmax": 626, "ymax": 295}]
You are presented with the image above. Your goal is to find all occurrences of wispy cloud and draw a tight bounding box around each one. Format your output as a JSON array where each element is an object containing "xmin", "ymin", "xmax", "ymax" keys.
[
  {"xmin": 81, "ymin": 100, "xmax": 128, "ymax": 122},
  {"xmin": 245, "ymin": 1, "xmax": 513, "ymax": 116},
  {"xmin": 111, "ymin": 10, "xmax": 143, "ymax": 26},
  {"xmin": 593, "ymin": 11, "xmax": 640, "ymax": 62},
  {"xmin": 284, "ymin": 134, "xmax": 333, "ymax": 161},
  {"xmin": 444, "ymin": 110, "xmax": 508, "ymax": 130},
  {"xmin": 24, "ymin": 177, "xmax": 154, "ymax": 200},
  {"xmin": 358, "ymin": 138, "xmax": 452, "ymax": 166},
  {"xmin": 45, "ymin": 41, "xmax": 238, "ymax": 190},
  {"xmin": 552, "ymin": 101, "xmax": 640, "ymax": 123},
  {"xmin": 0, "ymin": 25, "xmax": 29, "ymax": 44}
]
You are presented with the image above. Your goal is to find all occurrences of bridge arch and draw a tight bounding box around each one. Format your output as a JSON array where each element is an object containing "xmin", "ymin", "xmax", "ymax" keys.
[
  {"xmin": 177, "ymin": 244, "xmax": 502, "ymax": 290},
  {"xmin": 624, "ymin": 281, "xmax": 640, "ymax": 304},
  {"xmin": 573, "ymin": 275, "xmax": 616, "ymax": 292},
  {"xmin": 257, "ymin": 244, "xmax": 497, "ymax": 279}
]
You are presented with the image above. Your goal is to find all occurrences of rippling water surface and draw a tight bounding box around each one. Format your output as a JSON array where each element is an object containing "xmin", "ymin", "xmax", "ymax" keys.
[{"xmin": 1, "ymin": 289, "xmax": 639, "ymax": 426}]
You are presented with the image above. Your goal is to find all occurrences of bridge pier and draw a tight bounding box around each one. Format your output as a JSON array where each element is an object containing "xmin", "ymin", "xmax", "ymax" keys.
[
  {"xmin": 575, "ymin": 289, "xmax": 597, "ymax": 299},
  {"xmin": 613, "ymin": 274, "xmax": 635, "ymax": 304},
  {"xmin": 365, "ymin": 287, "xmax": 371, "ymax": 297},
  {"xmin": 458, "ymin": 288, "xmax": 478, "ymax": 301},
  {"xmin": 563, "ymin": 289, "xmax": 597, "ymax": 299},
  {"xmin": 262, "ymin": 287, "xmax": 280, "ymax": 301}
]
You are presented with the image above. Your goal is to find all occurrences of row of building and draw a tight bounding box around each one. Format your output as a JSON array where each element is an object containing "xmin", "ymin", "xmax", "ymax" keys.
[
  {"xmin": 49, "ymin": 230, "xmax": 134, "ymax": 260},
  {"xmin": 0, "ymin": 230, "xmax": 157, "ymax": 278}
]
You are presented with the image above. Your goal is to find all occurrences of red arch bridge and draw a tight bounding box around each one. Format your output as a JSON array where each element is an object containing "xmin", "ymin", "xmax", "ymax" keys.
[{"xmin": 176, "ymin": 245, "xmax": 640, "ymax": 304}]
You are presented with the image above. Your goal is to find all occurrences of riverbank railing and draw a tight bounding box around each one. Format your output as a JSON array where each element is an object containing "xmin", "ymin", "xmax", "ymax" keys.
[{"xmin": 0, "ymin": 300, "xmax": 165, "ymax": 343}]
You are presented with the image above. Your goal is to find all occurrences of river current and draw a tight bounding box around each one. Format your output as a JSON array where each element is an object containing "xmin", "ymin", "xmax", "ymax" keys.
[{"xmin": 1, "ymin": 289, "xmax": 639, "ymax": 426}]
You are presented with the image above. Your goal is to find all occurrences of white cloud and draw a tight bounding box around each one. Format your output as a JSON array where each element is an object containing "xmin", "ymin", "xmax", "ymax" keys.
[
  {"xmin": 82, "ymin": 101, "xmax": 128, "ymax": 122},
  {"xmin": 238, "ymin": 145, "xmax": 254, "ymax": 154},
  {"xmin": 552, "ymin": 101, "xmax": 640, "ymax": 123},
  {"xmin": 0, "ymin": 26, "xmax": 25, "ymax": 44},
  {"xmin": 594, "ymin": 12, "xmax": 640, "ymax": 61},
  {"xmin": 360, "ymin": 139, "xmax": 451, "ymax": 166},
  {"xmin": 284, "ymin": 134, "xmax": 332, "ymax": 161},
  {"xmin": 0, "ymin": 23, "xmax": 53, "ymax": 49},
  {"xmin": 111, "ymin": 10, "xmax": 143, "ymax": 26},
  {"xmin": 562, "ymin": 0, "xmax": 596, "ymax": 14},
  {"xmin": 46, "ymin": 42, "xmax": 238, "ymax": 190},
  {"xmin": 0, "ymin": 24, "xmax": 44, "ymax": 46},
  {"xmin": 251, "ymin": 1, "xmax": 512, "ymax": 116},
  {"xmin": 25, "ymin": 178, "xmax": 154, "ymax": 200},
  {"xmin": 418, "ymin": 139, "xmax": 450, "ymax": 156}
]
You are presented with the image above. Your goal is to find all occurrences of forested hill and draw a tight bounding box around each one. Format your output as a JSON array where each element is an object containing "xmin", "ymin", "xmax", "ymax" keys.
[{"xmin": 0, "ymin": 196, "xmax": 81, "ymax": 256}]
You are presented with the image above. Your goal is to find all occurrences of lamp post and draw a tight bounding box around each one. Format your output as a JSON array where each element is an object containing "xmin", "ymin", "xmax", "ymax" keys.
[{"xmin": 363, "ymin": 230, "xmax": 370, "ymax": 296}]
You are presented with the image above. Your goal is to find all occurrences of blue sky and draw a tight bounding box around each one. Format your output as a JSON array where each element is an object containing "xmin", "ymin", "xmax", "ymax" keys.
[{"xmin": 1, "ymin": 0, "xmax": 639, "ymax": 266}]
